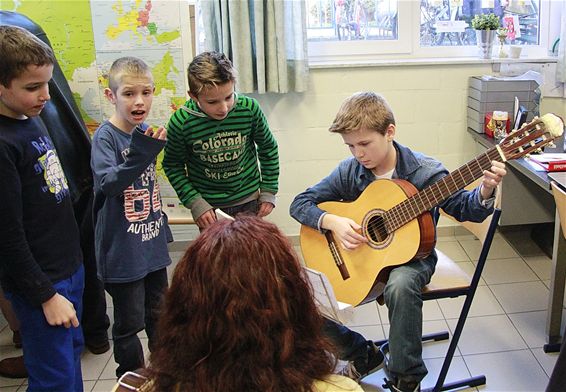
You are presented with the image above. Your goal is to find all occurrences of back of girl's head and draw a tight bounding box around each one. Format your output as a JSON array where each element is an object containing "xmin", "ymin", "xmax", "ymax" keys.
[
  {"xmin": 150, "ymin": 215, "xmax": 335, "ymax": 392},
  {"xmin": 187, "ymin": 51, "xmax": 237, "ymax": 96},
  {"xmin": 107, "ymin": 56, "xmax": 152, "ymax": 92},
  {"xmin": 0, "ymin": 25, "xmax": 55, "ymax": 87},
  {"xmin": 329, "ymin": 91, "xmax": 396, "ymax": 136}
]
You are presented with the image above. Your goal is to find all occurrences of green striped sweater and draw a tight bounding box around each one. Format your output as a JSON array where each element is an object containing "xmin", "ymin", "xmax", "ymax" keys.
[{"xmin": 163, "ymin": 95, "xmax": 279, "ymax": 217}]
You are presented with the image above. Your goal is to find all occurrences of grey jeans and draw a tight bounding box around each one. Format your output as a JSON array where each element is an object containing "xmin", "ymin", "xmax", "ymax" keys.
[{"xmin": 384, "ymin": 257, "xmax": 436, "ymax": 383}]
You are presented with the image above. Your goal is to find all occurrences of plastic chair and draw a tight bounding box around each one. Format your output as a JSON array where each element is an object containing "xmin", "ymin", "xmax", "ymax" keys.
[{"xmin": 378, "ymin": 207, "xmax": 502, "ymax": 392}]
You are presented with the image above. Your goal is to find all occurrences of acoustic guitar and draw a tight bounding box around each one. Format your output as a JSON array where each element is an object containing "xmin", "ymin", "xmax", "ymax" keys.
[{"xmin": 300, "ymin": 114, "xmax": 564, "ymax": 306}]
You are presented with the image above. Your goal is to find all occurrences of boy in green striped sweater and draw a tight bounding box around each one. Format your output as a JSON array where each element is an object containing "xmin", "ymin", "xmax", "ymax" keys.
[{"xmin": 163, "ymin": 51, "xmax": 279, "ymax": 229}]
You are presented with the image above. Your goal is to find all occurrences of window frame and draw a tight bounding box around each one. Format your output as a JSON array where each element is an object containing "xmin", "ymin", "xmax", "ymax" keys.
[{"xmin": 307, "ymin": 0, "xmax": 557, "ymax": 64}]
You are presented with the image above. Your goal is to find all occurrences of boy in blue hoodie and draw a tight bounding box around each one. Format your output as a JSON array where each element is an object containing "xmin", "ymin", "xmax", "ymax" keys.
[{"xmin": 91, "ymin": 56, "xmax": 171, "ymax": 377}]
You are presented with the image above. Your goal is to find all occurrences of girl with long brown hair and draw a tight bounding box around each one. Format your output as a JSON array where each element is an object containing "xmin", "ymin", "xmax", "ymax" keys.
[{"xmin": 116, "ymin": 215, "xmax": 361, "ymax": 392}]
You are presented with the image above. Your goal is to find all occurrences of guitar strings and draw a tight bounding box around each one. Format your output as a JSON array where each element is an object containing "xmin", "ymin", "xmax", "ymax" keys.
[{"xmin": 365, "ymin": 148, "xmax": 500, "ymax": 240}]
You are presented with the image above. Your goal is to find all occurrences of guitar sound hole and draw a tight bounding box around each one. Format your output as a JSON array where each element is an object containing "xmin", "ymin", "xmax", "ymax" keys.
[{"xmin": 366, "ymin": 215, "xmax": 388, "ymax": 243}]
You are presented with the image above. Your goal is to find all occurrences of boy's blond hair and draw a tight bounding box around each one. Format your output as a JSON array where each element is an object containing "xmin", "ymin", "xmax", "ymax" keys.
[
  {"xmin": 329, "ymin": 92, "xmax": 396, "ymax": 136},
  {"xmin": 0, "ymin": 25, "xmax": 55, "ymax": 87},
  {"xmin": 108, "ymin": 56, "xmax": 152, "ymax": 92},
  {"xmin": 187, "ymin": 51, "xmax": 237, "ymax": 96}
]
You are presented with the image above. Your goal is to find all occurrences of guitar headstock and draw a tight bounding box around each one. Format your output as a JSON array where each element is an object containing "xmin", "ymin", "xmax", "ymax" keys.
[{"xmin": 499, "ymin": 113, "xmax": 565, "ymax": 161}]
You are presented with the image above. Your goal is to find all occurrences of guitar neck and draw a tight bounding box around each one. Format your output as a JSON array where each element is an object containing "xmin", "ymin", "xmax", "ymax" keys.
[{"xmin": 385, "ymin": 146, "xmax": 501, "ymax": 232}]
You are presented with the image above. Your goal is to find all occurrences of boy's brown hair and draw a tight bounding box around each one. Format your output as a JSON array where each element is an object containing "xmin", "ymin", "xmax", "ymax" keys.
[
  {"xmin": 329, "ymin": 92, "xmax": 396, "ymax": 135},
  {"xmin": 0, "ymin": 25, "xmax": 55, "ymax": 87},
  {"xmin": 187, "ymin": 51, "xmax": 237, "ymax": 96},
  {"xmin": 107, "ymin": 56, "xmax": 152, "ymax": 92}
]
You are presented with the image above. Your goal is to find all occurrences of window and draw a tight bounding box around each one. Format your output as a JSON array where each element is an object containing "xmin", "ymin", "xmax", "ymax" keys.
[
  {"xmin": 307, "ymin": 0, "xmax": 556, "ymax": 62},
  {"xmin": 420, "ymin": 0, "xmax": 539, "ymax": 47},
  {"xmin": 307, "ymin": 0, "xmax": 399, "ymax": 42},
  {"xmin": 307, "ymin": 0, "xmax": 411, "ymax": 59}
]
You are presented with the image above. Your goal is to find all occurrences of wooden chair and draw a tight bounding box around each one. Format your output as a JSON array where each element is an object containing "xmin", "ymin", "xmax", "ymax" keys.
[
  {"xmin": 551, "ymin": 181, "xmax": 566, "ymax": 236},
  {"xmin": 378, "ymin": 206, "xmax": 502, "ymax": 392},
  {"xmin": 546, "ymin": 181, "xmax": 566, "ymax": 392}
]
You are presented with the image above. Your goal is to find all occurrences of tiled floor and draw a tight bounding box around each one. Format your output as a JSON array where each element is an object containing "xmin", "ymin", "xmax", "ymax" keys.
[
  {"xmin": 355, "ymin": 228, "xmax": 561, "ymax": 392},
  {"xmin": 0, "ymin": 228, "xmax": 562, "ymax": 391}
]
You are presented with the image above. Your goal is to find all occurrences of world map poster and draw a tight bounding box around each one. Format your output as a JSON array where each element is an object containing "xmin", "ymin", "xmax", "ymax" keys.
[{"xmin": 2, "ymin": 0, "xmax": 194, "ymax": 218}]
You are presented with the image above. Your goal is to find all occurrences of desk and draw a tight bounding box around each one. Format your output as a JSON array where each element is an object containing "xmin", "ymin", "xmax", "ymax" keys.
[
  {"xmin": 470, "ymin": 131, "xmax": 555, "ymax": 226},
  {"xmin": 468, "ymin": 129, "xmax": 566, "ymax": 351}
]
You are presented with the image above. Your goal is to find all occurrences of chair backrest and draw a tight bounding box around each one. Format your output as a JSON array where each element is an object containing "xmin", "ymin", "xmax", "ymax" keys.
[
  {"xmin": 551, "ymin": 181, "xmax": 566, "ymax": 240},
  {"xmin": 439, "ymin": 179, "xmax": 501, "ymax": 245}
]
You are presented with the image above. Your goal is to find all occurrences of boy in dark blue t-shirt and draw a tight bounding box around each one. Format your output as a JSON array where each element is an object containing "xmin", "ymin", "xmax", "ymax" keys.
[{"xmin": 0, "ymin": 25, "xmax": 84, "ymax": 391}]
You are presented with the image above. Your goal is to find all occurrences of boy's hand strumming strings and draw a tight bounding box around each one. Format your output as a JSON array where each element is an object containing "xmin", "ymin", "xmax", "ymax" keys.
[
  {"xmin": 321, "ymin": 214, "xmax": 368, "ymax": 250},
  {"xmin": 42, "ymin": 293, "xmax": 80, "ymax": 329},
  {"xmin": 257, "ymin": 202, "xmax": 274, "ymax": 217},
  {"xmin": 480, "ymin": 161, "xmax": 506, "ymax": 200},
  {"xmin": 144, "ymin": 126, "xmax": 167, "ymax": 141}
]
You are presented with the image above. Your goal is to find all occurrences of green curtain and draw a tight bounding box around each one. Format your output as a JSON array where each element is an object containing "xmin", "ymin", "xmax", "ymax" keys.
[
  {"xmin": 199, "ymin": 0, "xmax": 309, "ymax": 94},
  {"xmin": 556, "ymin": 0, "xmax": 565, "ymax": 93}
]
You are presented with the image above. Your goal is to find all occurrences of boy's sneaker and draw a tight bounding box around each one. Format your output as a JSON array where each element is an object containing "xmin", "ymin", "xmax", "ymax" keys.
[
  {"xmin": 389, "ymin": 379, "xmax": 421, "ymax": 392},
  {"xmin": 85, "ymin": 339, "xmax": 111, "ymax": 355},
  {"xmin": 12, "ymin": 331, "xmax": 21, "ymax": 349},
  {"xmin": 0, "ymin": 356, "xmax": 27, "ymax": 379},
  {"xmin": 340, "ymin": 341, "xmax": 384, "ymax": 382}
]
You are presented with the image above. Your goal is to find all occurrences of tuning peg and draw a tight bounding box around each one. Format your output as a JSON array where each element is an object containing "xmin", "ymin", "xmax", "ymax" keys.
[{"xmin": 547, "ymin": 142, "xmax": 556, "ymax": 149}]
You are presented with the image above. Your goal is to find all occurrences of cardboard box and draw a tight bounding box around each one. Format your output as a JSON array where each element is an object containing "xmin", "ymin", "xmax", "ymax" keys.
[
  {"xmin": 468, "ymin": 87, "xmax": 534, "ymax": 103},
  {"xmin": 467, "ymin": 97, "xmax": 536, "ymax": 113},
  {"xmin": 467, "ymin": 107, "xmax": 487, "ymax": 124},
  {"xmin": 467, "ymin": 117, "xmax": 484, "ymax": 133},
  {"xmin": 469, "ymin": 76, "xmax": 539, "ymax": 92}
]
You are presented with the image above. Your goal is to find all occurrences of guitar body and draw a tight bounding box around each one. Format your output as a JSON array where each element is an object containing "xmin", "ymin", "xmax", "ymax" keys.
[{"xmin": 300, "ymin": 179, "xmax": 435, "ymax": 306}]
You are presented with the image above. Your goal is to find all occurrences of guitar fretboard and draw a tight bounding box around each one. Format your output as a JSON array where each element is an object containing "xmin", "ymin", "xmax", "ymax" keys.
[{"xmin": 384, "ymin": 146, "xmax": 502, "ymax": 233}]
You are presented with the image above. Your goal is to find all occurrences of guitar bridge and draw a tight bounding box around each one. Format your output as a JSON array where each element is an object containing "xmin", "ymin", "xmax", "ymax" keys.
[{"xmin": 325, "ymin": 231, "xmax": 350, "ymax": 280}]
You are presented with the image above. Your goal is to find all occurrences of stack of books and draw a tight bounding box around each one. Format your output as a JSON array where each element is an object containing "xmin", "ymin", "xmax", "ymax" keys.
[{"xmin": 528, "ymin": 153, "xmax": 566, "ymax": 172}]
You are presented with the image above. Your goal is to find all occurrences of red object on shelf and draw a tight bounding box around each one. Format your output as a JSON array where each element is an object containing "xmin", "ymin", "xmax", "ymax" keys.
[
  {"xmin": 484, "ymin": 112, "xmax": 510, "ymax": 138},
  {"xmin": 529, "ymin": 156, "xmax": 566, "ymax": 172},
  {"xmin": 484, "ymin": 113, "xmax": 494, "ymax": 137},
  {"xmin": 529, "ymin": 153, "xmax": 566, "ymax": 172}
]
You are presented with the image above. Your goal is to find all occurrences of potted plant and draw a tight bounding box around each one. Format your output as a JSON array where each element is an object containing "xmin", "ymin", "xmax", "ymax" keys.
[{"xmin": 471, "ymin": 13, "xmax": 501, "ymax": 59}]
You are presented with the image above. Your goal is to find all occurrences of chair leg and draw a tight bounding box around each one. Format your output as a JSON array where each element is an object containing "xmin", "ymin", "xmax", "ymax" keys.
[
  {"xmin": 377, "ymin": 328, "xmax": 486, "ymax": 392},
  {"xmin": 544, "ymin": 342, "xmax": 562, "ymax": 353},
  {"xmin": 375, "ymin": 332, "xmax": 449, "ymax": 349},
  {"xmin": 422, "ymin": 375, "xmax": 486, "ymax": 392},
  {"xmin": 426, "ymin": 292, "xmax": 486, "ymax": 392}
]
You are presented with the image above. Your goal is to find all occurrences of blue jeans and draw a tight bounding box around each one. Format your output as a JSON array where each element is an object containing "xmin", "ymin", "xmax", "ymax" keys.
[
  {"xmin": 384, "ymin": 257, "xmax": 436, "ymax": 384},
  {"xmin": 323, "ymin": 318, "xmax": 373, "ymax": 371},
  {"xmin": 7, "ymin": 265, "xmax": 85, "ymax": 392},
  {"xmin": 104, "ymin": 268, "xmax": 168, "ymax": 377}
]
